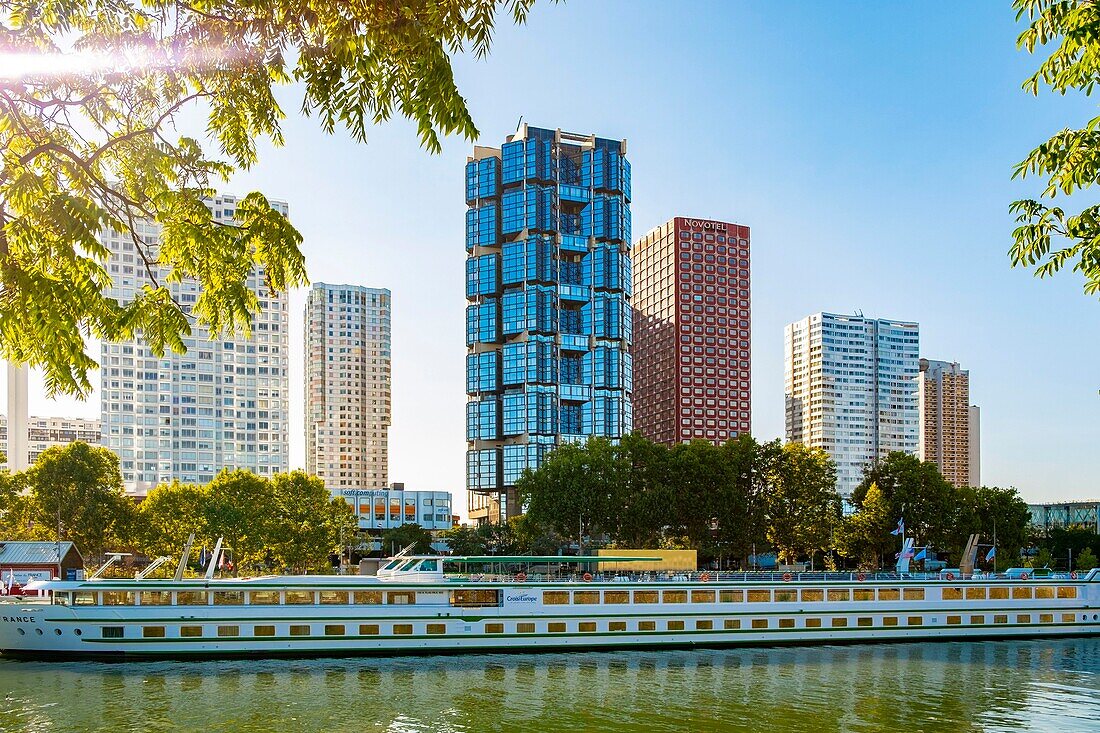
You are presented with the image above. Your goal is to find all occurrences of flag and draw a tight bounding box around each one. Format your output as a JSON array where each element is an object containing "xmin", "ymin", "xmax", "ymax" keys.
[
  {"xmin": 890, "ymin": 517, "xmax": 905, "ymax": 536},
  {"xmin": 914, "ymin": 548, "xmax": 928, "ymax": 561},
  {"xmin": 985, "ymin": 547, "xmax": 996, "ymax": 562}
]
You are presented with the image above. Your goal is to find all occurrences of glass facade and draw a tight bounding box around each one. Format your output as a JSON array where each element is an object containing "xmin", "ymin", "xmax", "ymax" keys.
[{"xmin": 465, "ymin": 125, "xmax": 633, "ymax": 521}]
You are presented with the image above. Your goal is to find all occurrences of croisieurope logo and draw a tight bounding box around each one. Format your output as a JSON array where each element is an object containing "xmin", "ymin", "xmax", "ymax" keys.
[{"xmin": 505, "ymin": 593, "xmax": 538, "ymax": 604}]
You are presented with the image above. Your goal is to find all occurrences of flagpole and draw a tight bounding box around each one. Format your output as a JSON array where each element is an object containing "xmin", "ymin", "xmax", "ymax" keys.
[{"xmin": 993, "ymin": 517, "xmax": 997, "ymax": 574}]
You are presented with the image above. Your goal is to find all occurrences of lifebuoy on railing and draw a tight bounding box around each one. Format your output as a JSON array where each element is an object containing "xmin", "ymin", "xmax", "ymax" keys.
[
  {"xmin": 700, "ymin": 572, "xmax": 711, "ymax": 583},
  {"xmin": 1070, "ymin": 571, "xmax": 1079, "ymax": 580},
  {"xmin": 582, "ymin": 572, "xmax": 593, "ymax": 582},
  {"xmin": 945, "ymin": 572, "xmax": 955, "ymax": 581},
  {"xmin": 857, "ymin": 572, "xmax": 866, "ymax": 582},
  {"xmin": 515, "ymin": 572, "xmax": 527, "ymax": 582},
  {"xmin": 1020, "ymin": 572, "xmax": 1029, "ymax": 580},
  {"xmin": 782, "ymin": 572, "xmax": 792, "ymax": 583}
]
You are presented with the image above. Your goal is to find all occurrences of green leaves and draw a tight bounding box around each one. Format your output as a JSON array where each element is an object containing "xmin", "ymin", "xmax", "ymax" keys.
[
  {"xmin": 1011, "ymin": 0, "xmax": 1100, "ymax": 296},
  {"xmin": 1, "ymin": 0, "xmax": 537, "ymax": 394}
]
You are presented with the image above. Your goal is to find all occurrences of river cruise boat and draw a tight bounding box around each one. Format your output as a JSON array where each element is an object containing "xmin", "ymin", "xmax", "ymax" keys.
[{"xmin": 1, "ymin": 553, "xmax": 1098, "ymax": 660}]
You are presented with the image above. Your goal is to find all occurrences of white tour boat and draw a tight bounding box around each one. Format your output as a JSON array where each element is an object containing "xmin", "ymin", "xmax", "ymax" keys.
[{"xmin": 1, "ymin": 547, "xmax": 1098, "ymax": 660}]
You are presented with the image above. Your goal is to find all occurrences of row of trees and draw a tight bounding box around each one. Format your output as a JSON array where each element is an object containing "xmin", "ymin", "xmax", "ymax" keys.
[
  {"xmin": 515, "ymin": 436, "xmax": 1034, "ymax": 570},
  {"xmin": 0, "ymin": 442, "xmax": 355, "ymax": 573}
]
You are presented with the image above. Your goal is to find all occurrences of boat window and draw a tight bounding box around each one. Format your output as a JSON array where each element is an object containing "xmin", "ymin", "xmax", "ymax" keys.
[
  {"xmin": 720, "ymin": 590, "xmax": 744, "ymax": 603},
  {"xmin": 399, "ymin": 560, "xmax": 419, "ymax": 572},
  {"xmin": 387, "ymin": 591, "xmax": 416, "ymax": 605},
  {"xmin": 751, "ymin": 619, "xmax": 767, "ymax": 629},
  {"xmin": 213, "ymin": 591, "xmax": 244, "ymax": 606},
  {"xmin": 143, "ymin": 626, "xmax": 166, "ymax": 638},
  {"xmin": 947, "ymin": 615, "xmax": 962, "ymax": 625},
  {"xmin": 289, "ymin": 625, "xmax": 310, "ymax": 636},
  {"xmin": 941, "ymin": 587, "xmax": 963, "ymax": 601},
  {"xmin": 857, "ymin": 617, "xmax": 873, "ymax": 627},
  {"xmin": 360, "ymin": 624, "xmax": 380, "ymax": 635},
  {"xmin": 831, "ymin": 618, "xmax": 847, "ymax": 628},
  {"xmin": 774, "ymin": 590, "xmax": 796, "ymax": 603},
  {"xmin": 907, "ymin": 616, "xmax": 923, "ymax": 626},
  {"xmin": 418, "ymin": 560, "xmax": 439, "ymax": 572},
  {"xmin": 1012, "ymin": 587, "xmax": 1033, "ymax": 600},
  {"xmin": 663, "ymin": 590, "xmax": 688, "ymax": 604},
  {"xmin": 52, "ymin": 592, "xmax": 71, "ymax": 606},
  {"xmin": 285, "ymin": 590, "xmax": 314, "ymax": 605},
  {"xmin": 1017, "ymin": 614, "xmax": 1031, "ymax": 624},
  {"xmin": 883, "ymin": 617, "xmax": 898, "ymax": 627},
  {"xmin": 250, "ymin": 590, "xmax": 281, "ymax": 605},
  {"xmin": 254, "ymin": 625, "xmax": 275, "ymax": 637},
  {"xmin": 177, "ymin": 591, "xmax": 208, "ymax": 606},
  {"xmin": 668, "ymin": 620, "xmax": 685, "ymax": 631},
  {"xmin": 140, "ymin": 591, "xmax": 171, "ymax": 606},
  {"xmin": 389, "ymin": 623, "xmax": 415, "ymax": 634},
  {"xmin": 609, "ymin": 621, "xmax": 626, "ymax": 632},
  {"xmin": 382, "ymin": 559, "xmax": 404, "ymax": 571},
  {"xmin": 573, "ymin": 591, "xmax": 600, "ymax": 605},
  {"xmin": 1062, "ymin": 613, "xmax": 1076, "ymax": 623},
  {"xmin": 217, "ymin": 626, "xmax": 239, "ymax": 637},
  {"xmin": 965, "ymin": 587, "xmax": 986, "ymax": 600},
  {"xmin": 1057, "ymin": 586, "xmax": 1077, "ymax": 599},
  {"xmin": 427, "ymin": 624, "xmax": 446, "ymax": 635},
  {"xmin": 778, "ymin": 618, "xmax": 795, "ymax": 629},
  {"xmin": 633, "ymin": 590, "xmax": 659, "ymax": 604},
  {"xmin": 828, "ymin": 589, "xmax": 849, "ymax": 602},
  {"xmin": 800, "ymin": 589, "xmax": 823, "ymax": 602},
  {"xmin": 691, "ymin": 590, "xmax": 716, "ymax": 604},
  {"xmin": 989, "ymin": 587, "xmax": 1009, "ymax": 600},
  {"xmin": 746, "ymin": 590, "xmax": 770, "ymax": 603},
  {"xmin": 639, "ymin": 621, "xmax": 656, "ymax": 631},
  {"xmin": 903, "ymin": 588, "xmax": 924, "ymax": 601},
  {"xmin": 549, "ymin": 622, "xmax": 567, "ymax": 633},
  {"xmin": 604, "ymin": 591, "xmax": 630, "ymax": 604},
  {"xmin": 878, "ymin": 588, "xmax": 900, "ymax": 601},
  {"xmin": 543, "ymin": 591, "xmax": 569, "ymax": 605},
  {"xmin": 101, "ymin": 626, "xmax": 123, "ymax": 638},
  {"xmin": 181, "ymin": 626, "xmax": 202, "ymax": 638},
  {"xmin": 354, "ymin": 591, "xmax": 383, "ymax": 605},
  {"xmin": 853, "ymin": 589, "xmax": 874, "ymax": 602},
  {"xmin": 805, "ymin": 618, "xmax": 821, "ymax": 628},
  {"xmin": 1040, "ymin": 614, "xmax": 1053, "ymax": 623},
  {"xmin": 697, "ymin": 619, "xmax": 715, "ymax": 630},
  {"xmin": 970, "ymin": 615, "xmax": 984, "ymax": 625},
  {"xmin": 580, "ymin": 622, "xmax": 598, "ymax": 632},
  {"xmin": 451, "ymin": 589, "xmax": 499, "ymax": 607},
  {"xmin": 993, "ymin": 614, "xmax": 1008, "ymax": 624},
  {"xmin": 324, "ymin": 624, "xmax": 345, "ymax": 636},
  {"xmin": 73, "ymin": 591, "xmax": 97, "ymax": 606},
  {"xmin": 517, "ymin": 623, "xmax": 536, "ymax": 633},
  {"xmin": 102, "ymin": 591, "xmax": 135, "ymax": 606},
  {"xmin": 319, "ymin": 591, "xmax": 349, "ymax": 605},
  {"xmin": 1035, "ymin": 586, "xmax": 1055, "ymax": 599}
]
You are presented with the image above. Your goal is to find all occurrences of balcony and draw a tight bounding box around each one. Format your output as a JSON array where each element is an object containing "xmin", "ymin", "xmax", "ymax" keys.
[
  {"xmin": 558, "ymin": 185, "xmax": 591, "ymax": 204},
  {"xmin": 559, "ymin": 384, "xmax": 590, "ymax": 402},
  {"xmin": 559, "ymin": 284, "xmax": 590, "ymax": 303},
  {"xmin": 558, "ymin": 334, "xmax": 590, "ymax": 352},
  {"xmin": 560, "ymin": 234, "xmax": 589, "ymax": 253}
]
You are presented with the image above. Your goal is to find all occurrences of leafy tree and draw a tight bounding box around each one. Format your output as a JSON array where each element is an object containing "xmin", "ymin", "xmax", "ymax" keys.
[
  {"xmin": 712, "ymin": 436, "xmax": 773, "ymax": 569},
  {"xmin": 204, "ymin": 468, "xmax": 274, "ymax": 571},
  {"xmin": 615, "ymin": 433, "xmax": 673, "ymax": 548},
  {"xmin": 21, "ymin": 442, "xmax": 134, "ymax": 557},
  {"xmin": 381, "ymin": 523, "xmax": 434, "ymax": 556},
  {"xmin": 853, "ymin": 452, "xmax": 956, "ymax": 557},
  {"xmin": 508, "ymin": 514, "xmax": 563, "ymax": 555},
  {"xmin": 1010, "ymin": 0, "xmax": 1100, "ymax": 297},
  {"xmin": 1031, "ymin": 547, "xmax": 1055, "ymax": 569},
  {"xmin": 1076, "ymin": 546, "xmax": 1098, "ymax": 571},
  {"xmin": 764, "ymin": 443, "xmax": 840, "ymax": 567},
  {"xmin": 968, "ymin": 486, "xmax": 1033, "ymax": 564},
  {"xmin": 1, "ymin": 0, "xmax": 542, "ymax": 395},
  {"xmin": 137, "ymin": 480, "xmax": 211, "ymax": 559},
  {"xmin": 836, "ymin": 482, "xmax": 895, "ymax": 570},
  {"xmin": 269, "ymin": 471, "xmax": 356, "ymax": 572},
  {"xmin": 442, "ymin": 525, "xmax": 488, "ymax": 556}
]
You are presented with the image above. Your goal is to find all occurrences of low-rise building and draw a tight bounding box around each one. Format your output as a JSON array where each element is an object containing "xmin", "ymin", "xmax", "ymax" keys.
[
  {"xmin": 0, "ymin": 541, "xmax": 84, "ymax": 585},
  {"xmin": 331, "ymin": 488, "xmax": 454, "ymax": 533},
  {"xmin": 0, "ymin": 415, "xmax": 102, "ymax": 470}
]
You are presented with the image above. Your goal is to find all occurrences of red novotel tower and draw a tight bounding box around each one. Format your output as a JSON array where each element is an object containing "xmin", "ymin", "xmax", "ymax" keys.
[{"xmin": 632, "ymin": 217, "xmax": 751, "ymax": 443}]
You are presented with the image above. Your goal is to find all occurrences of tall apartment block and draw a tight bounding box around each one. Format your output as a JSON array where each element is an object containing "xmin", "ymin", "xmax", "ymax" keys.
[
  {"xmin": 918, "ymin": 359, "xmax": 979, "ymax": 487},
  {"xmin": 633, "ymin": 217, "xmax": 751, "ymax": 444},
  {"xmin": 305, "ymin": 283, "xmax": 392, "ymax": 490},
  {"xmin": 0, "ymin": 415, "xmax": 102, "ymax": 470},
  {"xmin": 784, "ymin": 312, "xmax": 919, "ymax": 497},
  {"xmin": 465, "ymin": 123, "xmax": 633, "ymax": 523},
  {"xmin": 100, "ymin": 194, "xmax": 290, "ymax": 495}
]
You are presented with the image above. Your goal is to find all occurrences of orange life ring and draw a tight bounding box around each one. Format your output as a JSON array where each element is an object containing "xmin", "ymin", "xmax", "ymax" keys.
[
  {"xmin": 1070, "ymin": 571, "xmax": 1079, "ymax": 580},
  {"xmin": 945, "ymin": 572, "xmax": 955, "ymax": 581},
  {"xmin": 856, "ymin": 572, "xmax": 866, "ymax": 582},
  {"xmin": 515, "ymin": 572, "xmax": 527, "ymax": 582},
  {"xmin": 1020, "ymin": 572, "xmax": 1029, "ymax": 580},
  {"xmin": 582, "ymin": 572, "xmax": 593, "ymax": 582},
  {"xmin": 700, "ymin": 572, "xmax": 711, "ymax": 583},
  {"xmin": 782, "ymin": 572, "xmax": 792, "ymax": 583}
]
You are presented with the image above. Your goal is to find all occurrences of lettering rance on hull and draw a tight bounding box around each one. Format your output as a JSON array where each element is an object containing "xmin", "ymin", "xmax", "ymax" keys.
[{"xmin": 3, "ymin": 617, "xmax": 34, "ymax": 623}]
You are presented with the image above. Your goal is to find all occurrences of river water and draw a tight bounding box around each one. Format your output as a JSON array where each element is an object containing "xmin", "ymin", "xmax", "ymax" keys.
[{"xmin": 2, "ymin": 639, "xmax": 1099, "ymax": 732}]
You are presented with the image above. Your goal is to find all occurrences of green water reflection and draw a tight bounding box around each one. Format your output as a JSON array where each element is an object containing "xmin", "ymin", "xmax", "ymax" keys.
[{"xmin": 1, "ymin": 639, "xmax": 1098, "ymax": 732}]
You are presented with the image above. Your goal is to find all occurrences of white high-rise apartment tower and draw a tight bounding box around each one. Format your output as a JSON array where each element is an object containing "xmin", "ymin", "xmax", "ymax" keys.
[
  {"xmin": 784, "ymin": 312, "xmax": 920, "ymax": 498},
  {"xmin": 100, "ymin": 194, "xmax": 290, "ymax": 495},
  {"xmin": 305, "ymin": 284, "xmax": 392, "ymax": 489}
]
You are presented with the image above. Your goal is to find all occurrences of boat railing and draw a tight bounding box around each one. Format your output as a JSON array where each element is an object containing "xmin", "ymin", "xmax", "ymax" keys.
[{"xmin": 455, "ymin": 569, "xmax": 1094, "ymax": 584}]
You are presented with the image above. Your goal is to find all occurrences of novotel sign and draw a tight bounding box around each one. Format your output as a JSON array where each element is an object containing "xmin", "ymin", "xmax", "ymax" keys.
[{"xmin": 682, "ymin": 219, "xmax": 728, "ymax": 232}]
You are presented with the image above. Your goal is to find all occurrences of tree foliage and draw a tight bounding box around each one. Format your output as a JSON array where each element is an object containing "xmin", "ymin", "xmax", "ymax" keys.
[
  {"xmin": 137, "ymin": 480, "xmax": 210, "ymax": 558},
  {"xmin": 381, "ymin": 523, "xmax": 434, "ymax": 556},
  {"xmin": 765, "ymin": 443, "xmax": 840, "ymax": 566},
  {"xmin": 1010, "ymin": 0, "xmax": 1100, "ymax": 296},
  {"xmin": 0, "ymin": 0, "xmax": 540, "ymax": 395},
  {"xmin": 268, "ymin": 471, "xmax": 355, "ymax": 572}
]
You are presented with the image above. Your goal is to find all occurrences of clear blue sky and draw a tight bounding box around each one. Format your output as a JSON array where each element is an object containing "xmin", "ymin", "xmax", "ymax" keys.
[{"xmin": 8, "ymin": 1, "xmax": 1099, "ymax": 505}]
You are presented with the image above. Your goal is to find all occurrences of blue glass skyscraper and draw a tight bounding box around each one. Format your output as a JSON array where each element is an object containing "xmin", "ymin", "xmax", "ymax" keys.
[{"xmin": 465, "ymin": 124, "xmax": 633, "ymax": 523}]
